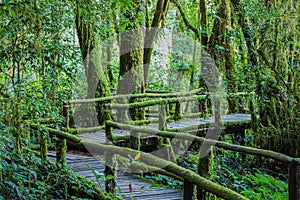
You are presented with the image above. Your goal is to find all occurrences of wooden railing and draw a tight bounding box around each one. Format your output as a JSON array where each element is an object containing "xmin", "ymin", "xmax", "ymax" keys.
[
  {"xmin": 25, "ymin": 90, "xmax": 300, "ymax": 200},
  {"xmin": 104, "ymin": 121, "xmax": 300, "ymax": 200},
  {"xmin": 26, "ymin": 118, "xmax": 300, "ymax": 200},
  {"xmin": 64, "ymin": 90, "xmax": 255, "ymax": 127}
]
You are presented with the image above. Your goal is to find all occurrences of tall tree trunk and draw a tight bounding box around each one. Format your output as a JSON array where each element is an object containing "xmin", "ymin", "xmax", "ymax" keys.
[
  {"xmin": 222, "ymin": 0, "xmax": 237, "ymax": 112},
  {"xmin": 200, "ymin": 0, "xmax": 208, "ymax": 46},
  {"xmin": 117, "ymin": 0, "xmax": 145, "ymax": 122},
  {"xmin": 75, "ymin": 0, "xmax": 111, "ymax": 126},
  {"xmin": 208, "ymin": 0, "xmax": 237, "ymax": 112},
  {"xmin": 143, "ymin": 0, "xmax": 169, "ymax": 89}
]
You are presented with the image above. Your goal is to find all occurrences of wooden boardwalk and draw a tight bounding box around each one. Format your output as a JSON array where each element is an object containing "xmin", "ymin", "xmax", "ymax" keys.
[
  {"xmin": 56, "ymin": 114, "xmax": 251, "ymax": 199},
  {"xmin": 49, "ymin": 151, "xmax": 183, "ymax": 200},
  {"xmin": 79, "ymin": 113, "xmax": 251, "ymax": 144}
]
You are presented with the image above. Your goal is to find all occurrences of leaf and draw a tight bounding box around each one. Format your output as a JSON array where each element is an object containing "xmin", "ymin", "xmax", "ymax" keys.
[
  {"xmin": 134, "ymin": 152, "xmax": 141, "ymax": 161},
  {"xmin": 87, "ymin": 164, "xmax": 105, "ymax": 179},
  {"xmin": 7, "ymin": 7, "xmax": 16, "ymax": 20}
]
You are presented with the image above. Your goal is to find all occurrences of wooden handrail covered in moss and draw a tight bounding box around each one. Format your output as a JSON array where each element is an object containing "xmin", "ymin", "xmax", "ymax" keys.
[
  {"xmin": 28, "ymin": 122, "xmax": 249, "ymax": 200},
  {"xmin": 105, "ymin": 121, "xmax": 299, "ymax": 164},
  {"xmin": 28, "ymin": 119, "xmax": 300, "ymax": 200},
  {"xmin": 66, "ymin": 91, "xmax": 255, "ymax": 105}
]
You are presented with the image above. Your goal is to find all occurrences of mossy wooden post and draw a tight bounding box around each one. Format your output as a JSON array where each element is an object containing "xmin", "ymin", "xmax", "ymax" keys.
[
  {"xmin": 165, "ymin": 100, "xmax": 170, "ymax": 118},
  {"xmin": 159, "ymin": 103, "xmax": 167, "ymax": 130},
  {"xmin": 249, "ymin": 98, "xmax": 257, "ymax": 132},
  {"xmin": 168, "ymin": 102, "xmax": 173, "ymax": 117},
  {"xmin": 104, "ymin": 121, "xmax": 116, "ymax": 194},
  {"xmin": 39, "ymin": 130, "xmax": 48, "ymax": 160},
  {"xmin": 184, "ymin": 179, "xmax": 194, "ymax": 200},
  {"xmin": 103, "ymin": 105, "xmax": 112, "ymax": 123},
  {"xmin": 197, "ymin": 151, "xmax": 212, "ymax": 200},
  {"xmin": 159, "ymin": 103, "xmax": 175, "ymax": 161},
  {"xmin": 288, "ymin": 160, "xmax": 300, "ymax": 200},
  {"xmin": 130, "ymin": 130, "xmax": 140, "ymax": 150},
  {"xmin": 57, "ymin": 102, "xmax": 68, "ymax": 166},
  {"xmin": 215, "ymin": 99, "xmax": 221, "ymax": 125},
  {"xmin": 175, "ymin": 101, "xmax": 181, "ymax": 121}
]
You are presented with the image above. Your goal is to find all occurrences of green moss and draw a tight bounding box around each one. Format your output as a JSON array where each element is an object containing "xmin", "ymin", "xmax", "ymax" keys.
[
  {"xmin": 56, "ymin": 138, "xmax": 67, "ymax": 166},
  {"xmin": 39, "ymin": 130, "xmax": 48, "ymax": 160}
]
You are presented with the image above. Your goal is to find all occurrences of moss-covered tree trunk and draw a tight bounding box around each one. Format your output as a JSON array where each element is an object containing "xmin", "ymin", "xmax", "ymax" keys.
[
  {"xmin": 75, "ymin": 0, "xmax": 111, "ymax": 126},
  {"xmin": 197, "ymin": 151, "xmax": 213, "ymax": 200},
  {"xmin": 200, "ymin": 0, "xmax": 208, "ymax": 47},
  {"xmin": 221, "ymin": 0, "xmax": 237, "ymax": 113},
  {"xmin": 209, "ymin": 0, "xmax": 237, "ymax": 112},
  {"xmin": 117, "ymin": 0, "xmax": 145, "ymax": 122}
]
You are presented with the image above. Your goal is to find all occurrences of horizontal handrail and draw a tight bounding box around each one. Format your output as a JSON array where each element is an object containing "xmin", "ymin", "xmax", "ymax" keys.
[
  {"xmin": 105, "ymin": 121, "xmax": 299, "ymax": 164},
  {"xmin": 68, "ymin": 89, "xmax": 203, "ymax": 104},
  {"xmin": 28, "ymin": 122, "xmax": 249, "ymax": 200},
  {"xmin": 102, "ymin": 95, "xmax": 206, "ymax": 109},
  {"xmin": 66, "ymin": 91, "xmax": 255, "ymax": 105}
]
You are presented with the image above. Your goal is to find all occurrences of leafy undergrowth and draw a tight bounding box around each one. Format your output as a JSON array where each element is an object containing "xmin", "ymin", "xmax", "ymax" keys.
[
  {"xmin": 212, "ymin": 151, "xmax": 288, "ymax": 200},
  {"xmin": 143, "ymin": 174, "xmax": 183, "ymax": 190},
  {"xmin": 142, "ymin": 150, "xmax": 288, "ymax": 200},
  {"xmin": 0, "ymin": 135, "xmax": 117, "ymax": 200}
]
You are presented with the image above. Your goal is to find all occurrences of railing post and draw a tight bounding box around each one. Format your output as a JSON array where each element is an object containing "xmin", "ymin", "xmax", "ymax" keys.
[
  {"xmin": 215, "ymin": 99, "xmax": 221, "ymax": 125},
  {"xmin": 249, "ymin": 98, "xmax": 257, "ymax": 132},
  {"xmin": 175, "ymin": 101, "xmax": 181, "ymax": 121},
  {"xmin": 63, "ymin": 102, "xmax": 69, "ymax": 128},
  {"xmin": 57, "ymin": 102, "xmax": 68, "ymax": 166},
  {"xmin": 104, "ymin": 121, "xmax": 117, "ymax": 194},
  {"xmin": 130, "ymin": 130, "xmax": 140, "ymax": 150},
  {"xmin": 288, "ymin": 160, "xmax": 300, "ymax": 200},
  {"xmin": 184, "ymin": 179, "xmax": 194, "ymax": 200},
  {"xmin": 39, "ymin": 130, "xmax": 48, "ymax": 160},
  {"xmin": 159, "ymin": 103, "xmax": 166, "ymax": 130}
]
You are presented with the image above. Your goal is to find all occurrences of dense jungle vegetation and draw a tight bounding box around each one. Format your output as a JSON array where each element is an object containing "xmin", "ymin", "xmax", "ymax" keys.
[{"xmin": 0, "ymin": 0, "xmax": 299, "ymax": 199}]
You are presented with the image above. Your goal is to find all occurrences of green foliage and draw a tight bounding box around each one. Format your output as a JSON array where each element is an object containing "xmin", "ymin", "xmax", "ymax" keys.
[
  {"xmin": 0, "ymin": 134, "xmax": 113, "ymax": 200},
  {"xmin": 240, "ymin": 173, "xmax": 288, "ymax": 200},
  {"xmin": 212, "ymin": 150, "xmax": 288, "ymax": 200},
  {"xmin": 167, "ymin": 149, "xmax": 288, "ymax": 199},
  {"xmin": 144, "ymin": 174, "xmax": 183, "ymax": 189}
]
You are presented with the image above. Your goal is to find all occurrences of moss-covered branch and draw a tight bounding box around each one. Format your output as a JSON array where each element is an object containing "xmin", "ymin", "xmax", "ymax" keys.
[
  {"xmin": 68, "ymin": 89, "xmax": 202, "ymax": 104},
  {"xmin": 170, "ymin": 0, "xmax": 200, "ymax": 40}
]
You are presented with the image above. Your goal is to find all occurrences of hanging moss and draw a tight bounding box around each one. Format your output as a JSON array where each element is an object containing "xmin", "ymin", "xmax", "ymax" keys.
[{"xmin": 23, "ymin": 122, "xmax": 31, "ymax": 140}]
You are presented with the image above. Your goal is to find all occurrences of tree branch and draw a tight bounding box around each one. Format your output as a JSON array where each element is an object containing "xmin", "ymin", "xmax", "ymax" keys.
[{"xmin": 170, "ymin": 0, "xmax": 200, "ymax": 40}]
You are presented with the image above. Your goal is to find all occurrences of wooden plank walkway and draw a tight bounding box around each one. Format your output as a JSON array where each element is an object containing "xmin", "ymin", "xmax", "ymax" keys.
[
  {"xmin": 48, "ymin": 151, "xmax": 183, "ymax": 200},
  {"xmin": 57, "ymin": 114, "xmax": 250, "ymax": 199},
  {"xmin": 79, "ymin": 113, "xmax": 251, "ymax": 144}
]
